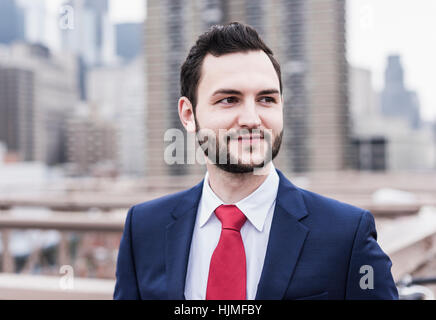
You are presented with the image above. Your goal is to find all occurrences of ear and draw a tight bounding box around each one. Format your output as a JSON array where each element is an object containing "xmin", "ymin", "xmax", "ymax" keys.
[{"xmin": 178, "ymin": 96, "xmax": 196, "ymax": 133}]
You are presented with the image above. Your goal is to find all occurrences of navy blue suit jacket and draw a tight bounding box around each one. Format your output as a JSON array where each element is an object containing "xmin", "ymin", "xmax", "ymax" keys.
[{"xmin": 114, "ymin": 169, "xmax": 398, "ymax": 300}]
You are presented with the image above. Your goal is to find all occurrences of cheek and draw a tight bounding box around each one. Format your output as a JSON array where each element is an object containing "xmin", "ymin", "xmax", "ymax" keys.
[
  {"xmin": 196, "ymin": 108, "xmax": 235, "ymax": 129},
  {"xmin": 259, "ymin": 109, "xmax": 283, "ymax": 132}
]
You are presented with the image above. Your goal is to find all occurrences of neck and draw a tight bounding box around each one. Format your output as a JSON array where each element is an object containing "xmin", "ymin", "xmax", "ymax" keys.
[{"xmin": 206, "ymin": 162, "xmax": 272, "ymax": 204}]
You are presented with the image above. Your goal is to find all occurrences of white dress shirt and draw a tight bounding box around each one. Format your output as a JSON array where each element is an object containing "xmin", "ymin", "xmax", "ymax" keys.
[{"xmin": 184, "ymin": 163, "xmax": 280, "ymax": 300}]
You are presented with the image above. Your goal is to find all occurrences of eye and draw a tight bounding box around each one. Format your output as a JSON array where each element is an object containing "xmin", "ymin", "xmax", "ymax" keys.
[
  {"xmin": 217, "ymin": 96, "xmax": 239, "ymax": 105},
  {"xmin": 258, "ymin": 96, "xmax": 276, "ymax": 104}
]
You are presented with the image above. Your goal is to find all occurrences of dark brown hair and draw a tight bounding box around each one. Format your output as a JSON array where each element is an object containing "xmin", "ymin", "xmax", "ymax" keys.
[{"xmin": 180, "ymin": 22, "xmax": 282, "ymax": 112}]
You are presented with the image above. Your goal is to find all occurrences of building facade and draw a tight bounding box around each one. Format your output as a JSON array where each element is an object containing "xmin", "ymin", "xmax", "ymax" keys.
[
  {"xmin": 0, "ymin": 43, "xmax": 78, "ymax": 165},
  {"xmin": 349, "ymin": 64, "xmax": 435, "ymax": 172},
  {"xmin": 66, "ymin": 103, "xmax": 118, "ymax": 176},
  {"xmin": 86, "ymin": 57, "xmax": 146, "ymax": 177},
  {"xmin": 0, "ymin": 66, "xmax": 34, "ymax": 161}
]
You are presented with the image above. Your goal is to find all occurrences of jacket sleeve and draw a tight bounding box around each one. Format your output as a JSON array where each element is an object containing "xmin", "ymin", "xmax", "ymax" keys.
[
  {"xmin": 113, "ymin": 206, "xmax": 141, "ymax": 300},
  {"xmin": 345, "ymin": 210, "xmax": 399, "ymax": 299}
]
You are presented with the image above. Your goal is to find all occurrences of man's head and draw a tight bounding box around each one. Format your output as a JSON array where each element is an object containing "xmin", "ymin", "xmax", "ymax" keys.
[
  {"xmin": 180, "ymin": 22, "xmax": 283, "ymax": 113},
  {"xmin": 178, "ymin": 22, "xmax": 284, "ymax": 173}
]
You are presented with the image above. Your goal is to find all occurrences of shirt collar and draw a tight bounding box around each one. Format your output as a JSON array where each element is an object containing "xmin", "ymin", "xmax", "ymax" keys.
[{"xmin": 199, "ymin": 163, "xmax": 280, "ymax": 232}]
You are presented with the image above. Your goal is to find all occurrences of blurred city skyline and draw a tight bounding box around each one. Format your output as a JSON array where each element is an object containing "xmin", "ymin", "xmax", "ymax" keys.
[
  {"xmin": 24, "ymin": 0, "xmax": 436, "ymax": 122},
  {"xmin": 1, "ymin": 0, "xmax": 435, "ymax": 177},
  {"xmin": 348, "ymin": 0, "xmax": 436, "ymax": 122},
  {"xmin": 23, "ymin": 0, "xmax": 145, "ymax": 52}
]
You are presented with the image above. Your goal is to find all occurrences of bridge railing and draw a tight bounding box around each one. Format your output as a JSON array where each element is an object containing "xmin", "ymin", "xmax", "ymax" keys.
[{"xmin": 0, "ymin": 211, "xmax": 125, "ymax": 299}]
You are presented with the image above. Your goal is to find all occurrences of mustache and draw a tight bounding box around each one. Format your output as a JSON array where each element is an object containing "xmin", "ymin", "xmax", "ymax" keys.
[{"xmin": 195, "ymin": 128, "xmax": 273, "ymax": 146}]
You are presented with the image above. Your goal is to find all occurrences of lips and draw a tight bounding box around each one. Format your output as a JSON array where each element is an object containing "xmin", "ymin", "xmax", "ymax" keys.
[
  {"xmin": 234, "ymin": 135, "xmax": 264, "ymax": 146},
  {"xmin": 226, "ymin": 130, "xmax": 266, "ymax": 144},
  {"xmin": 229, "ymin": 132, "xmax": 264, "ymax": 140}
]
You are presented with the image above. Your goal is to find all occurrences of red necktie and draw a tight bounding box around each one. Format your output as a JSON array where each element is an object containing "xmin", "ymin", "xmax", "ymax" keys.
[{"xmin": 206, "ymin": 204, "xmax": 247, "ymax": 300}]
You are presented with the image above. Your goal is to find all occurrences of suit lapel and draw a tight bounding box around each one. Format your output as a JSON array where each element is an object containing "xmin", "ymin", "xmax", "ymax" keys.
[
  {"xmin": 255, "ymin": 169, "xmax": 309, "ymax": 300},
  {"xmin": 165, "ymin": 180, "xmax": 204, "ymax": 300}
]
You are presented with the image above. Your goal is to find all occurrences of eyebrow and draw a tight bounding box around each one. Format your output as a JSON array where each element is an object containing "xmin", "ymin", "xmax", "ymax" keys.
[{"xmin": 211, "ymin": 88, "xmax": 280, "ymax": 97}]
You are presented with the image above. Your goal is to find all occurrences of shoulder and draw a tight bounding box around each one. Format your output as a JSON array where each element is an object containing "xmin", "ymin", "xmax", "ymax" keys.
[
  {"xmin": 128, "ymin": 180, "xmax": 203, "ymax": 227},
  {"xmin": 132, "ymin": 190, "xmax": 186, "ymax": 218},
  {"xmin": 293, "ymin": 186, "xmax": 371, "ymax": 240},
  {"xmin": 275, "ymin": 169, "xmax": 366, "ymax": 224},
  {"xmin": 298, "ymin": 187, "xmax": 366, "ymax": 220}
]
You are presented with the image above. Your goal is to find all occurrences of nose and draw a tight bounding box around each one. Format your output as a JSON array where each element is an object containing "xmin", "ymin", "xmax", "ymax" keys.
[{"xmin": 237, "ymin": 100, "xmax": 261, "ymax": 128}]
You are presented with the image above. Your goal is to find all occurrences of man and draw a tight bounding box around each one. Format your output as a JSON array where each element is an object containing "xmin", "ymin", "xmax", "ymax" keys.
[{"xmin": 114, "ymin": 22, "xmax": 398, "ymax": 300}]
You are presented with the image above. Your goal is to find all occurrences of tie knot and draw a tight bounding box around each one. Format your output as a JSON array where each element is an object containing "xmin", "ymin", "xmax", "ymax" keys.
[{"xmin": 214, "ymin": 204, "xmax": 247, "ymax": 231}]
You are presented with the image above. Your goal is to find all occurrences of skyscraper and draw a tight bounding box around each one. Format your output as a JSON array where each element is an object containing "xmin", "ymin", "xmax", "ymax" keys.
[
  {"xmin": 66, "ymin": 103, "xmax": 118, "ymax": 176},
  {"xmin": 381, "ymin": 55, "xmax": 421, "ymax": 129},
  {"xmin": 0, "ymin": 0, "xmax": 25, "ymax": 45},
  {"xmin": 349, "ymin": 66, "xmax": 387, "ymax": 171},
  {"xmin": 61, "ymin": 0, "xmax": 116, "ymax": 99},
  {"xmin": 0, "ymin": 43, "xmax": 78, "ymax": 165},
  {"xmin": 86, "ymin": 57, "xmax": 146, "ymax": 177},
  {"xmin": 349, "ymin": 64, "xmax": 434, "ymax": 172},
  {"xmin": 145, "ymin": 0, "xmax": 349, "ymax": 177},
  {"xmin": 19, "ymin": 0, "xmax": 47, "ymax": 46},
  {"xmin": 0, "ymin": 66, "xmax": 34, "ymax": 161},
  {"xmin": 62, "ymin": 0, "xmax": 115, "ymax": 67},
  {"xmin": 115, "ymin": 23, "xmax": 143, "ymax": 63}
]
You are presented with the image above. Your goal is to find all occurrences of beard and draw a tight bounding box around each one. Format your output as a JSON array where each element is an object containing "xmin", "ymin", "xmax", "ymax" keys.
[{"xmin": 195, "ymin": 118, "xmax": 283, "ymax": 174}]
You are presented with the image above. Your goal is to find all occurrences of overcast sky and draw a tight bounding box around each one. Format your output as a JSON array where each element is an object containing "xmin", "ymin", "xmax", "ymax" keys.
[
  {"xmin": 347, "ymin": 0, "xmax": 436, "ymax": 121},
  {"xmin": 108, "ymin": 0, "xmax": 145, "ymax": 23}
]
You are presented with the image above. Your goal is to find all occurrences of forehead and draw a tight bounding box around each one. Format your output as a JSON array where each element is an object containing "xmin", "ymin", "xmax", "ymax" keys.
[{"xmin": 197, "ymin": 50, "xmax": 280, "ymax": 97}]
